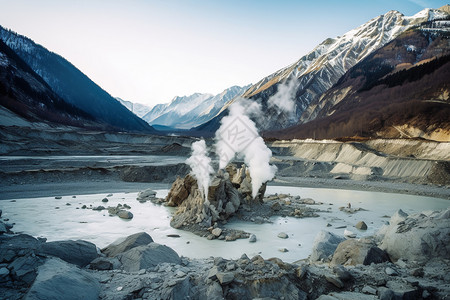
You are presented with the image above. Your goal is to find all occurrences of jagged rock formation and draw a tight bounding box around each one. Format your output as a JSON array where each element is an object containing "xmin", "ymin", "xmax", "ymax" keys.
[{"xmin": 166, "ymin": 164, "xmax": 266, "ymax": 234}]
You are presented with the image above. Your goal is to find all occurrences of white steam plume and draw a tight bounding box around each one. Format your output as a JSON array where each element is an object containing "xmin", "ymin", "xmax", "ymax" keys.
[
  {"xmin": 215, "ymin": 98, "xmax": 277, "ymax": 198},
  {"xmin": 267, "ymin": 78, "xmax": 297, "ymax": 114},
  {"xmin": 186, "ymin": 139, "xmax": 214, "ymax": 200}
]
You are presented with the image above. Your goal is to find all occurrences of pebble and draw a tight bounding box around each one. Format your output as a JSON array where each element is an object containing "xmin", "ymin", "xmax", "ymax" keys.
[
  {"xmin": 362, "ymin": 285, "xmax": 377, "ymax": 295},
  {"xmin": 55, "ymin": 196, "xmax": 62, "ymax": 199},
  {"xmin": 249, "ymin": 234, "xmax": 257, "ymax": 243},
  {"xmin": 277, "ymin": 232, "xmax": 288, "ymax": 239},
  {"xmin": 385, "ymin": 267, "xmax": 398, "ymax": 276}
]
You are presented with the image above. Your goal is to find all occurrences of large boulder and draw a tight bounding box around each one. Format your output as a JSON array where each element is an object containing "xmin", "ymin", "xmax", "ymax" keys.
[
  {"xmin": 331, "ymin": 238, "xmax": 389, "ymax": 266},
  {"xmin": 39, "ymin": 240, "xmax": 98, "ymax": 268},
  {"xmin": 24, "ymin": 258, "xmax": 100, "ymax": 300},
  {"xmin": 0, "ymin": 234, "xmax": 42, "ymax": 263},
  {"xmin": 310, "ymin": 231, "xmax": 346, "ymax": 263},
  {"xmin": 117, "ymin": 243, "xmax": 181, "ymax": 272},
  {"xmin": 377, "ymin": 208, "xmax": 450, "ymax": 263},
  {"xmin": 102, "ymin": 232, "xmax": 154, "ymax": 257}
]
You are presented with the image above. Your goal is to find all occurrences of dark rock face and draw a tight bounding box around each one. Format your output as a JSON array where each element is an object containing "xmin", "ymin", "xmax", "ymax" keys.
[
  {"xmin": 331, "ymin": 238, "xmax": 390, "ymax": 266},
  {"xmin": 102, "ymin": 232, "xmax": 154, "ymax": 257},
  {"xmin": 39, "ymin": 240, "xmax": 98, "ymax": 268},
  {"xmin": 24, "ymin": 258, "xmax": 100, "ymax": 300},
  {"xmin": 117, "ymin": 243, "xmax": 181, "ymax": 272}
]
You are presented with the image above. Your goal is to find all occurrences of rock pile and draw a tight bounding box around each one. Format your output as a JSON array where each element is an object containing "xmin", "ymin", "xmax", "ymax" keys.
[{"xmin": 1, "ymin": 208, "xmax": 449, "ymax": 299}]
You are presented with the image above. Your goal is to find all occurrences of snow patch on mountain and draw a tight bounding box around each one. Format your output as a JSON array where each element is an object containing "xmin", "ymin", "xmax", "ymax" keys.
[
  {"xmin": 116, "ymin": 98, "xmax": 152, "ymax": 118},
  {"xmin": 142, "ymin": 85, "xmax": 250, "ymax": 129}
]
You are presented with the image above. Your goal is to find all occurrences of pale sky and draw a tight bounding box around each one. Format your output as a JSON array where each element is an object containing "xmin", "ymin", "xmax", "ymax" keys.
[{"xmin": 0, "ymin": 0, "xmax": 447, "ymax": 107}]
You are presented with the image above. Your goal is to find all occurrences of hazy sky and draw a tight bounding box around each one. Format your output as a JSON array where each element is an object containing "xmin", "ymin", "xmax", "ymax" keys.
[{"xmin": 0, "ymin": 0, "xmax": 447, "ymax": 106}]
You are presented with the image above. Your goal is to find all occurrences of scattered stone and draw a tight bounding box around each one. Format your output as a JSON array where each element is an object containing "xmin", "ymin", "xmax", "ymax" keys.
[
  {"xmin": 117, "ymin": 210, "xmax": 133, "ymax": 220},
  {"xmin": 137, "ymin": 189, "xmax": 157, "ymax": 202},
  {"xmin": 385, "ymin": 267, "xmax": 398, "ymax": 276},
  {"xmin": 81, "ymin": 205, "xmax": 87, "ymax": 209},
  {"xmin": 325, "ymin": 275, "xmax": 344, "ymax": 288},
  {"xmin": 362, "ymin": 286, "xmax": 377, "ymax": 295},
  {"xmin": 167, "ymin": 234, "xmax": 181, "ymax": 238},
  {"xmin": 279, "ymin": 248, "xmax": 289, "ymax": 252},
  {"xmin": 355, "ymin": 221, "xmax": 368, "ymax": 230},
  {"xmin": 55, "ymin": 196, "xmax": 62, "ymax": 199},
  {"xmin": 107, "ymin": 194, "xmax": 113, "ymax": 197},
  {"xmin": 211, "ymin": 228, "xmax": 222, "ymax": 237},
  {"xmin": 271, "ymin": 202, "xmax": 281, "ymax": 211},
  {"xmin": 216, "ymin": 272, "xmax": 234, "ymax": 285},
  {"xmin": 344, "ymin": 229, "xmax": 356, "ymax": 238},
  {"xmin": 249, "ymin": 234, "xmax": 257, "ymax": 243},
  {"xmin": 102, "ymin": 198, "xmax": 109, "ymax": 203},
  {"xmin": 277, "ymin": 232, "xmax": 288, "ymax": 239},
  {"xmin": 102, "ymin": 232, "xmax": 154, "ymax": 257},
  {"xmin": 333, "ymin": 265, "xmax": 353, "ymax": 282},
  {"xmin": 92, "ymin": 206, "xmax": 105, "ymax": 211}
]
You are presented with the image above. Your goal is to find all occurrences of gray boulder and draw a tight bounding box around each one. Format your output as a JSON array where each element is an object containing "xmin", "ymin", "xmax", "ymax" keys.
[
  {"xmin": 331, "ymin": 238, "xmax": 389, "ymax": 266},
  {"xmin": 118, "ymin": 243, "xmax": 181, "ymax": 272},
  {"xmin": 39, "ymin": 240, "xmax": 98, "ymax": 267},
  {"xmin": 310, "ymin": 231, "xmax": 346, "ymax": 262},
  {"xmin": 137, "ymin": 189, "xmax": 157, "ymax": 201},
  {"xmin": 102, "ymin": 232, "xmax": 154, "ymax": 257},
  {"xmin": 377, "ymin": 208, "xmax": 450, "ymax": 263},
  {"xmin": 25, "ymin": 258, "xmax": 100, "ymax": 300},
  {"xmin": 0, "ymin": 234, "xmax": 41, "ymax": 263}
]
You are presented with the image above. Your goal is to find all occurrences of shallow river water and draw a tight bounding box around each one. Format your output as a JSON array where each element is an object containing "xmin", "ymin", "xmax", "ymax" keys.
[{"xmin": 1, "ymin": 186, "xmax": 448, "ymax": 263}]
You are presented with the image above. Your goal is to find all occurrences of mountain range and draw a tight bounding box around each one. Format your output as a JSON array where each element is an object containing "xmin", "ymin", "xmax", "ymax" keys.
[
  {"xmin": 0, "ymin": 26, "xmax": 155, "ymax": 133},
  {"xmin": 141, "ymin": 85, "xmax": 249, "ymax": 129},
  {"xmin": 0, "ymin": 6, "xmax": 448, "ymax": 141},
  {"xmin": 191, "ymin": 6, "xmax": 450, "ymax": 140},
  {"xmin": 267, "ymin": 17, "xmax": 450, "ymax": 141}
]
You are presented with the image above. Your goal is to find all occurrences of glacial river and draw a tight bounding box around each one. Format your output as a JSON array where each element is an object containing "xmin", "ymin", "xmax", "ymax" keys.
[{"xmin": 1, "ymin": 186, "xmax": 448, "ymax": 263}]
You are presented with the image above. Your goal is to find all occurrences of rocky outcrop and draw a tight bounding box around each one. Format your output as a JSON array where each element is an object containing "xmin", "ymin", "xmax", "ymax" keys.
[
  {"xmin": 38, "ymin": 240, "xmax": 98, "ymax": 267},
  {"xmin": 168, "ymin": 164, "xmax": 267, "ymax": 234},
  {"xmin": 377, "ymin": 208, "xmax": 450, "ymax": 263}
]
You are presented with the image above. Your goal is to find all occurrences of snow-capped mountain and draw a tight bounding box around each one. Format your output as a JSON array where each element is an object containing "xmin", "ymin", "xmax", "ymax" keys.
[
  {"xmin": 268, "ymin": 16, "xmax": 450, "ymax": 141},
  {"xmin": 0, "ymin": 26, "xmax": 155, "ymax": 133},
  {"xmin": 116, "ymin": 97, "xmax": 152, "ymax": 118},
  {"xmin": 240, "ymin": 7, "xmax": 449, "ymax": 130},
  {"xmin": 142, "ymin": 85, "xmax": 249, "ymax": 129}
]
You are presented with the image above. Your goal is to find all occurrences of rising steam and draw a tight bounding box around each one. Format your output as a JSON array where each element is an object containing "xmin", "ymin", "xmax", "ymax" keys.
[
  {"xmin": 186, "ymin": 139, "xmax": 214, "ymax": 200},
  {"xmin": 268, "ymin": 77, "xmax": 297, "ymax": 114},
  {"xmin": 215, "ymin": 98, "xmax": 277, "ymax": 198}
]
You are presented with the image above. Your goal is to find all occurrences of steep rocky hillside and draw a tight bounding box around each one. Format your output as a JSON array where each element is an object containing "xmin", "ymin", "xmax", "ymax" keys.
[
  {"xmin": 0, "ymin": 40, "xmax": 101, "ymax": 129},
  {"xmin": 269, "ymin": 21, "xmax": 450, "ymax": 141},
  {"xmin": 243, "ymin": 8, "xmax": 447, "ymax": 130},
  {"xmin": 0, "ymin": 26, "xmax": 155, "ymax": 133}
]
